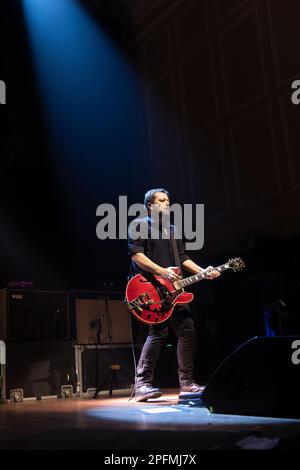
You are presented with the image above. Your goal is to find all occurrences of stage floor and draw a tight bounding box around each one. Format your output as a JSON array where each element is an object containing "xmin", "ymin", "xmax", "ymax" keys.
[{"xmin": 1, "ymin": 389, "xmax": 300, "ymax": 451}]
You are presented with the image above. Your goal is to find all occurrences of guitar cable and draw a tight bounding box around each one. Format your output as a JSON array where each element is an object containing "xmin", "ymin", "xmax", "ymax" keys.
[
  {"xmin": 127, "ymin": 308, "xmax": 138, "ymax": 401},
  {"xmin": 125, "ymin": 261, "xmax": 138, "ymax": 401}
]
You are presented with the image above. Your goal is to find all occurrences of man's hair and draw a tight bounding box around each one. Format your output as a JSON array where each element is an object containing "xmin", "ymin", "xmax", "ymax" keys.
[{"xmin": 144, "ymin": 188, "xmax": 170, "ymax": 209}]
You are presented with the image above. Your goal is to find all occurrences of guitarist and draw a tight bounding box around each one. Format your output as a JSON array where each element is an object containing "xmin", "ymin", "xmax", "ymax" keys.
[{"xmin": 128, "ymin": 188, "xmax": 220, "ymax": 402}]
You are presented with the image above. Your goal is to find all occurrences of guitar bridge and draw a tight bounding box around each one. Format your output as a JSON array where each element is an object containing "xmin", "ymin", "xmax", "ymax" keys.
[{"xmin": 126, "ymin": 293, "xmax": 153, "ymax": 314}]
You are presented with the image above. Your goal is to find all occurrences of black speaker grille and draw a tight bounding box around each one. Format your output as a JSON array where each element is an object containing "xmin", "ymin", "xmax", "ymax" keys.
[
  {"xmin": 8, "ymin": 289, "xmax": 70, "ymax": 341},
  {"xmin": 5, "ymin": 341, "xmax": 76, "ymax": 398}
]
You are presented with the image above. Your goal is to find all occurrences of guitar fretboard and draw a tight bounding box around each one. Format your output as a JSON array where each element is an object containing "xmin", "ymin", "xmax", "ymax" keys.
[{"xmin": 175, "ymin": 263, "xmax": 231, "ymax": 290}]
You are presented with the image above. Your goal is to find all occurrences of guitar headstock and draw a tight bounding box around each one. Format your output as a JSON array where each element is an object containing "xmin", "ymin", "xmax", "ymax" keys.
[{"xmin": 228, "ymin": 257, "xmax": 245, "ymax": 272}]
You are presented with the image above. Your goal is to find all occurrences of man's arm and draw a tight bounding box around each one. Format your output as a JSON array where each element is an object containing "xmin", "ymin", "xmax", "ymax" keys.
[
  {"xmin": 177, "ymin": 234, "xmax": 219, "ymax": 279},
  {"xmin": 182, "ymin": 259, "xmax": 204, "ymax": 274},
  {"xmin": 183, "ymin": 259, "xmax": 220, "ymax": 279},
  {"xmin": 132, "ymin": 253, "xmax": 164, "ymax": 275},
  {"xmin": 132, "ymin": 253, "xmax": 179, "ymax": 280}
]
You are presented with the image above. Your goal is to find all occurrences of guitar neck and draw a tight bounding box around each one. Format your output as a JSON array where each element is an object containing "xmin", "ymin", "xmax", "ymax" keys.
[{"xmin": 175, "ymin": 262, "xmax": 231, "ymax": 289}]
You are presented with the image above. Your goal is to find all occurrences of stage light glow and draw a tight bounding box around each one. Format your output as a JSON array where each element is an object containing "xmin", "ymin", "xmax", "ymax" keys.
[
  {"xmin": 21, "ymin": 0, "xmax": 176, "ymax": 274},
  {"xmin": 22, "ymin": 0, "xmax": 142, "ymax": 199},
  {"xmin": 86, "ymin": 404, "xmax": 299, "ymax": 427}
]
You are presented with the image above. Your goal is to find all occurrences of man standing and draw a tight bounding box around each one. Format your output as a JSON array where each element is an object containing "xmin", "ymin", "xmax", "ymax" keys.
[{"xmin": 128, "ymin": 188, "xmax": 220, "ymax": 402}]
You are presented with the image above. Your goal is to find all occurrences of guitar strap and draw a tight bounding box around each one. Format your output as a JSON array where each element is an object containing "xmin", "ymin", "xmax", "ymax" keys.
[
  {"xmin": 170, "ymin": 227, "xmax": 182, "ymax": 278},
  {"xmin": 127, "ymin": 261, "xmax": 134, "ymax": 280},
  {"xmin": 128, "ymin": 224, "xmax": 183, "ymax": 279}
]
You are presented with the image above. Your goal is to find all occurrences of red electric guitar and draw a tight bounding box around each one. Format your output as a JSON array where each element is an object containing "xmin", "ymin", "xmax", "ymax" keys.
[{"xmin": 125, "ymin": 257, "xmax": 245, "ymax": 324}]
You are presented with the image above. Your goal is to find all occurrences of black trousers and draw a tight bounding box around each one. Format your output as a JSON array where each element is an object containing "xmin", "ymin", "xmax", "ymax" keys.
[{"xmin": 136, "ymin": 306, "xmax": 197, "ymax": 388}]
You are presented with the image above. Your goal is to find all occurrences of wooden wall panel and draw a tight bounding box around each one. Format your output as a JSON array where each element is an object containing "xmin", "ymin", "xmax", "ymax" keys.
[
  {"xmin": 145, "ymin": 71, "xmax": 179, "ymax": 158},
  {"xmin": 175, "ymin": 0, "xmax": 209, "ymax": 51},
  {"xmin": 180, "ymin": 43, "xmax": 219, "ymax": 135},
  {"xmin": 280, "ymin": 91, "xmax": 300, "ymax": 190},
  {"xmin": 129, "ymin": 0, "xmax": 300, "ymax": 252},
  {"xmin": 266, "ymin": 0, "xmax": 300, "ymax": 86},
  {"xmin": 229, "ymin": 107, "xmax": 281, "ymax": 207},
  {"xmin": 219, "ymin": 7, "xmax": 267, "ymax": 115},
  {"xmin": 187, "ymin": 131, "xmax": 229, "ymax": 219},
  {"xmin": 142, "ymin": 26, "xmax": 172, "ymax": 78},
  {"xmin": 215, "ymin": 0, "xmax": 249, "ymax": 22}
]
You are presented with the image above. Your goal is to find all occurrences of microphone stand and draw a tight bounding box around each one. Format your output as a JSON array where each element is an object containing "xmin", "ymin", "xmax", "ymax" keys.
[
  {"xmin": 93, "ymin": 282, "xmax": 118, "ymax": 398},
  {"xmin": 89, "ymin": 313, "xmax": 104, "ymax": 393},
  {"xmin": 104, "ymin": 285, "xmax": 114, "ymax": 354}
]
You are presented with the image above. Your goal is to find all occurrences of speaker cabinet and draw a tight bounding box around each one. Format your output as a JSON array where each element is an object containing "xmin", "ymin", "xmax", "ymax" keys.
[
  {"xmin": 75, "ymin": 298, "xmax": 131, "ymax": 344},
  {"xmin": 75, "ymin": 344, "xmax": 135, "ymax": 394},
  {"xmin": 5, "ymin": 341, "xmax": 76, "ymax": 399},
  {"xmin": 0, "ymin": 288, "xmax": 71, "ymax": 341},
  {"xmin": 202, "ymin": 336, "xmax": 300, "ymax": 419}
]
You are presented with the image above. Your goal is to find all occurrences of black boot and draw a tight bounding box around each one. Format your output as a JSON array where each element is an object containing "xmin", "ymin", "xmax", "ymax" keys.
[{"xmin": 135, "ymin": 385, "xmax": 162, "ymax": 402}]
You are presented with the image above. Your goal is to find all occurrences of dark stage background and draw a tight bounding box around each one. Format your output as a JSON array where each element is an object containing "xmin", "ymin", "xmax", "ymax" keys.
[{"xmin": 1, "ymin": 0, "xmax": 300, "ymax": 382}]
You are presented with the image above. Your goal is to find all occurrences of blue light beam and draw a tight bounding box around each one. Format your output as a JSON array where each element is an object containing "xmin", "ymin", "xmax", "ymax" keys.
[{"xmin": 22, "ymin": 0, "xmax": 142, "ymax": 195}]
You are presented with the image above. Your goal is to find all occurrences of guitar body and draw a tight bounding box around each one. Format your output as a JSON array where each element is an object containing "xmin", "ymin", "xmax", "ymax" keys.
[
  {"xmin": 125, "ymin": 267, "xmax": 194, "ymax": 325},
  {"xmin": 125, "ymin": 258, "xmax": 245, "ymax": 325}
]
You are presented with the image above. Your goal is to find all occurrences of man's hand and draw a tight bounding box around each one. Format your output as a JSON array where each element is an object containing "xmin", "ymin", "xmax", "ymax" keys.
[
  {"xmin": 204, "ymin": 266, "xmax": 221, "ymax": 280},
  {"xmin": 160, "ymin": 267, "xmax": 180, "ymax": 282}
]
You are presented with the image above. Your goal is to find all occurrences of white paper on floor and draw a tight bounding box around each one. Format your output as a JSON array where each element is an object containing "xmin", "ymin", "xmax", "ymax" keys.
[{"xmin": 141, "ymin": 407, "xmax": 179, "ymax": 414}]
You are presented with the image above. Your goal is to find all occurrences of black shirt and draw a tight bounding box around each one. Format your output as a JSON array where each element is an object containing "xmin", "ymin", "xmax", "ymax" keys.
[{"xmin": 128, "ymin": 216, "xmax": 190, "ymax": 276}]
